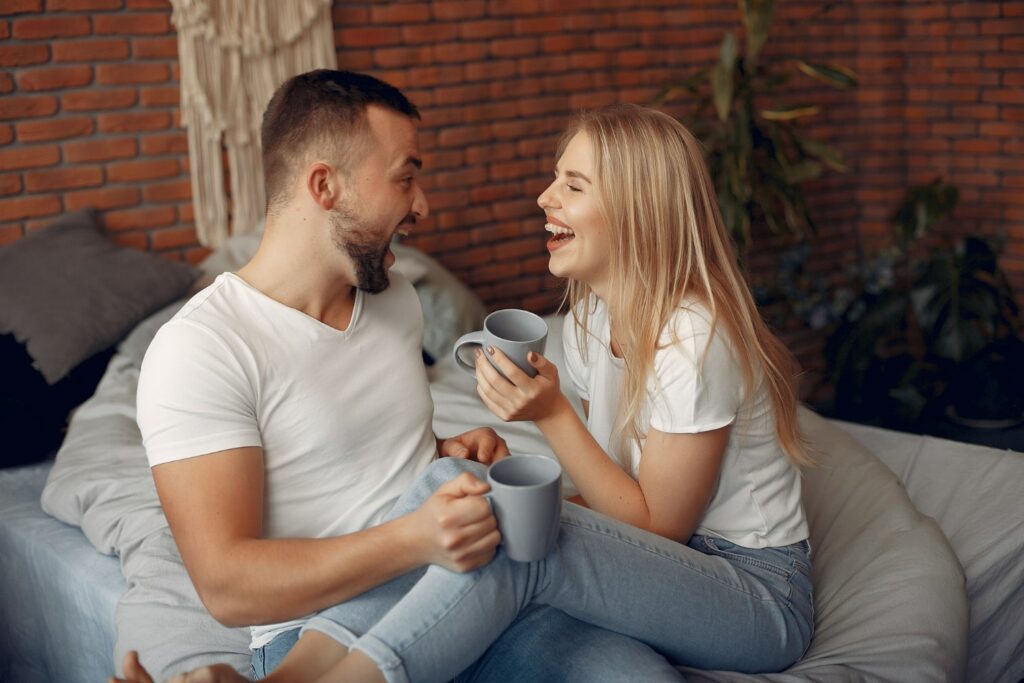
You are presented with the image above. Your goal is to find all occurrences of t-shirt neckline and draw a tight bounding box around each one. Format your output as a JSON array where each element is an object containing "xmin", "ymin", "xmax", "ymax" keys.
[{"xmin": 221, "ymin": 272, "xmax": 364, "ymax": 338}]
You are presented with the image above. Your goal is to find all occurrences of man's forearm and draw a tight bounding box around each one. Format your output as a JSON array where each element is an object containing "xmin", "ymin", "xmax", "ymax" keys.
[{"xmin": 196, "ymin": 514, "xmax": 424, "ymax": 627}]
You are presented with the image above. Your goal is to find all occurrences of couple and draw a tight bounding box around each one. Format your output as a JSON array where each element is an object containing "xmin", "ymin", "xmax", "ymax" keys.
[{"xmin": 118, "ymin": 70, "xmax": 814, "ymax": 683}]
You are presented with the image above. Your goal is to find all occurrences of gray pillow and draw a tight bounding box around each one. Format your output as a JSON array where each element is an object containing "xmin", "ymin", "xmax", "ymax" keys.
[{"xmin": 0, "ymin": 209, "xmax": 198, "ymax": 385}]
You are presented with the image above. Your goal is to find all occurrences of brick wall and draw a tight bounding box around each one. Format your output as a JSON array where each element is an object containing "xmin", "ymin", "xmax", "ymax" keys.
[
  {"xmin": 0, "ymin": 0, "xmax": 195, "ymax": 259},
  {"xmin": 1, "ymin": 0, "xmax": 1021, "ymax": 330}
]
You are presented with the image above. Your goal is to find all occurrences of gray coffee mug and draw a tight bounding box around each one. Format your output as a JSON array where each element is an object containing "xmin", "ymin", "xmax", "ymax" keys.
[
  {"xmin": 485, "ymin": 454, "xmax": 563, "ymax": 562},
  {"xmin": 454, "ymin": 309, "xmax": 548, "ymax": 378}
]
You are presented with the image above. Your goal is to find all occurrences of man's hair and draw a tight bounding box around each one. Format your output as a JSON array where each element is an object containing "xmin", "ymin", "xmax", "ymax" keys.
[{"xmin": 261, "ymin": 69, "xmax": 419, "ymax": 209}]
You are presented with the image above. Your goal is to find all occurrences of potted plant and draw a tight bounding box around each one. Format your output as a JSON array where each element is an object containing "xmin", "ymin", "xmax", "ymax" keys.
[
  {"xmin": 655, "ymin": 0, "xmax": 857, "ymax": 248},
  {"xmin": 824, "ymin": 179, "xmax": 1023, "ymax": 430}
]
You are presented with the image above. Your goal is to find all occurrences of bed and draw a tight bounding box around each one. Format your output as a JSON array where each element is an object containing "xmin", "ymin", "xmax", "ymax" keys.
[{"xmin": 1, "ymin": 236, "xmax": 1021, "ymax": 683}]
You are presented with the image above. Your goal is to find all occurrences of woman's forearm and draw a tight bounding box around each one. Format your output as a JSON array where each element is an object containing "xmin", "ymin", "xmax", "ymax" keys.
[{"xmin": 536, "ymin": 398, "xmax": 655, "ymax": 531}]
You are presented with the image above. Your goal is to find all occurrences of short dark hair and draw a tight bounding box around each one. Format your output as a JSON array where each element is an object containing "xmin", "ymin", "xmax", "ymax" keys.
[{"xmin": 261, "ymin": 69, "xmax": 419, "ymax": 209}]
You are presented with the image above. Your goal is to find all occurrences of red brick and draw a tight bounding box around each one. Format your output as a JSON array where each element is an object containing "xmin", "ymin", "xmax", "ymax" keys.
[
  {"xmin": 0, "ymin": 223, "xmax": 24, "ymax": 246},
  {"xmin": 0, "ymin": 144, "xmax": 59, "ymax": 171},
  {"xmin": 125, "ymin": 0, "xmax": 168, "ymax": 8},
  {"xmin": 140, "ymin": 85, "xmax": 179, "ymax": 107},
  {"xmin": 107, "ymin": 158, "xmax": 178, "ymax": 182},
  {"xmin": 0, "ymin": 124, "xmax": 13, "ymax": 145},
  {"xmin": 16, "ymin": 116, "xmax": 94, "ymax": 142},
  {"xmin": 103, "ymin": 205, "xmax": 176, "ymax": 231},
  {"xmin": 53, "ymin": 39, "xmax": 130, "ymax": 62},
  {"xmin": 434, "ymin": 41, "xmax": 488, "ymax": 63},
  {"xmin": 65, "ymin": 186, "xmax": 140, "ymax": 210},
  {"xmin": 93, "ymin": 13, "xmax": 170, "ymax": 35},
  {"xmin": 151, "ymin": 226, "xmax": 197, "ymax": 249},
  {"xmin": 371, "ymin": 3, "xmax": 430, "ymax": 23},
  {"xmin": 459, "ymin": 19, "xmax": 510, "ymax": 39},
  {"xmin": 62, "ymin": 88, "xmax": 137, "ymax": 111},
  {"xmin": 953, "ymin": 138, "xmax": 1000, "ymax": 154},
  {"xmin": 0, "ymin": 22, "xmax": 8, "ymax": 40},
  {"xmin": 0, "ymin": 44, "xmax": 49, "ymax": 68},
  {"xmin": 984, "ymin": 89, "xmax": 1024, "ymax": 104},
  {"xmin": 0, "ymin": 95, "xmax": 58, "ymax": 120},
  {"xmin": 97, "ymin": 111, "xmax": 171, "ymax": 133},
  {"xmin": 177, "ymin": 201, "xmax": 192, "ymax": 222},
  {"xmin": 0, "ymin": 73, "xmax": 12, "ymax": 94},
  {"xmin": 0, "ymin": 174, "xmax": 22, "ymax": 196},
  {"xmin": 24, "ymin": 165, "xmax": 103, "ymax": 191},
  {"xmin": 96, "ymin": 63, "xmax": 169, "ymax": 85},
  {"xmin": 0, "ymin": 195, "xmax": 61, "ymax": 221},
  {"xmin": 12, "ymin": 15, "xmax": 90, "ymax": 39},
  {"xmin": 373, "ymin": 46, "xmax": 433, "ymax": 69},
  {"xmin": 337, "ymin": 26, "xmax": 401, "ymax": 47},
  {"xmin": 1, "ymin": 0, "xmax": 42, "ymax": 14},
  {"xmin": 431, "ymin": 1, "xmax": 485, "ymax": 20},
  {"xmin": 143, "ymin": 178, "xmax": 190, "ymax": 202},
  {"xmin": 980, "ymin": 18, "xmax": 1024, "ymax": 35},
  {"xmin": 16, "ymin": 65, "xmax": 93, "ymax": 91},
  {"xmin": 63, "ymin": 137, "xmax": 136, "ymax": 162},
  {"xmin": 132, "ymin": 36, "xmax": 177, "ymax": 59},
  {"xmin": 47, "ymin": 0, "xmax": 123, "ymax": 9},
  {"xmin": 139, "ymin": 132, "xmax": 186, "ymax": 155},
  {"xmin": 402, "ymin": 23, "xmax": 457, "ymax": 44},
  {"xmin": 109, "ymin": 231, "xmax": 147, "ymax": 249}
]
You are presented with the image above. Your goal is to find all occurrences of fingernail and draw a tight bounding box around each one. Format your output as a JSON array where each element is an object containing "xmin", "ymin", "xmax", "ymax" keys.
[
  {"xmin": 475, "ymin": 348, "xmax": 482, "ymax": 358},
  {"xmin": 487, "ymin": 346, "xmax": 495, "ymax": 355},
  {"xmin": 528, "ymin": 351, "xmax": 537, "ymax": 361}
]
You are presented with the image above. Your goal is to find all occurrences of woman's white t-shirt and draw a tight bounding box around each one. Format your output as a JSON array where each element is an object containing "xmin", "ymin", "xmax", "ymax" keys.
[{"xmin": 561, "ymin": 300, "xmax": 808, "ymax": 549}]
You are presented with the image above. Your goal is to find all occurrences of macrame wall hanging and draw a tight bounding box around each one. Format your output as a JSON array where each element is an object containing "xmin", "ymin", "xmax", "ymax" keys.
[{"xmin": 170, "ymin": 0, "xmax": 336, "ymax": 246}]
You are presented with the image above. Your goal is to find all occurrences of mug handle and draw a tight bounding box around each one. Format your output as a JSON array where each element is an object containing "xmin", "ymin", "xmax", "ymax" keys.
[{"xmin": 453, "ymin": 330, "xmax": 485, "ymax": 374}]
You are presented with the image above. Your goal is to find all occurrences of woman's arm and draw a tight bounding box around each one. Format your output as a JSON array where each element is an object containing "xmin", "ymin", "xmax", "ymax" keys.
[
  {"xmin": 536, "ymin": 399, "xmax": 727, "ymax": 541},
  {"xmin": 475, "ymin": 348, "xmax": 727, "ymax": 542}
]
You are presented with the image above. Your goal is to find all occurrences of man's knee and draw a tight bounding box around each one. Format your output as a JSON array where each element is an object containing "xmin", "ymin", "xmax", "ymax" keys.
[{"xmin": 387, "ymin": 458, "xmax": 487, "ymax": 519}]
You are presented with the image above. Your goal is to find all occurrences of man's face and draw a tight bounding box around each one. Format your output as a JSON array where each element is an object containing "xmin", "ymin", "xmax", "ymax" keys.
[{"xmin": 330, "ymin": 105, "xmax": 428, "ymax": 293}]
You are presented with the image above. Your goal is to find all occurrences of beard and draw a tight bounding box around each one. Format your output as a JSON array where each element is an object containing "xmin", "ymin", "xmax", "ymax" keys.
[{"xmin": 330, "ymin": 207, "xmax": 391, "ymax": 294}]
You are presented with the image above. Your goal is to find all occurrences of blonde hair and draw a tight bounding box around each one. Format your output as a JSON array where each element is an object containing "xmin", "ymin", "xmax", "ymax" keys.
[{"xmin": 559, "ymin": 104, "xmax": 812, "ymax": 468}]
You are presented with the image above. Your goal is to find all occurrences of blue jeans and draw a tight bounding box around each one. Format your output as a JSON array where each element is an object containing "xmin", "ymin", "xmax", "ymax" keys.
[
  {"xmin": 303, "ymin": 458, "xmax": 814, "ymax": 683},
  {"xmin": 251, "ymin": 458, "xmax": 684, "ymax": 682}
]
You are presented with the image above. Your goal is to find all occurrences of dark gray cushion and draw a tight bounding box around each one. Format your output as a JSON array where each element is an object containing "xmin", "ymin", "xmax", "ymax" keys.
[{"xmin": 0, "ymin": 209, "xmax": 198, "ymax": 385}]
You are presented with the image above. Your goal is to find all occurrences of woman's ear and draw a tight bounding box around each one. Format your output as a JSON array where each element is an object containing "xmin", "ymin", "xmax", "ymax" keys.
[{"xmin": 306, "ymin": 161, "xmax": 342, "ymax": 211}]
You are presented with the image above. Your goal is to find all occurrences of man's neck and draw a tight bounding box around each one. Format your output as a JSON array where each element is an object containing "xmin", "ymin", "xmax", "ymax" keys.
[{"xmin": 237, "ymin": 218, "xmax": 359, "ymax": 331}]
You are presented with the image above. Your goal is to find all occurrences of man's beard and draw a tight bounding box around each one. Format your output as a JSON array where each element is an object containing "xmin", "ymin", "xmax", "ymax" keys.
[{"xmin": 330, "ymin": 208, "xmax": 391, "ymax": 294}]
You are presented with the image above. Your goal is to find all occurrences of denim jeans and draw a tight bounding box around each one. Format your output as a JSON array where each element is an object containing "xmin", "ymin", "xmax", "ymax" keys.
[
  {"xmin": 303, "ymin": 458, "xmax": 814, "ymax": 683},
  {"xmin": 251, "ymin": 458, "xmax": 684, "ymax": 682}
]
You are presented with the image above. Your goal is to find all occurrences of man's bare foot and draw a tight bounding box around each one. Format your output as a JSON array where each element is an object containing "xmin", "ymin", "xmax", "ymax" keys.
[{"xmin": 110, "ymin": 651, "xmax": 248, "ymax": 683}]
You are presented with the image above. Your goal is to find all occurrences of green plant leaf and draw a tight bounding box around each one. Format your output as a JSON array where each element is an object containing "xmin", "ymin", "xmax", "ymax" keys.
[
  {"xmin": 711, "ymin": 33, "xmax": 738, "ymax": 122},
  {"xmin": 891, "ymin": 178, "xmax": 959, "ymax": 247},
  {"xmin": 796, "ymin": 60, "xmax": 858, "ymax": 88},
  {"xmin": 760, "ymin": 105, "xmax": 820, "ymax": 120},
  {"xmin": 795, "ymin": 136, "xmax": 848, "ymax": 172},
  {"xmin": 741, "ymin": 0, "xmax": 775, "ymax": 65}
]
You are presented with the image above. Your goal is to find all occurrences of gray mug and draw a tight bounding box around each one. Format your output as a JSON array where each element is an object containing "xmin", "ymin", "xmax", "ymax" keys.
[
  {"xmin": 485, "ymin": 454, "xmax": 563, "ymax": 562},
  {"xmin": 454, "ymin": 309, "xmax": 548, "ymax": 378}
]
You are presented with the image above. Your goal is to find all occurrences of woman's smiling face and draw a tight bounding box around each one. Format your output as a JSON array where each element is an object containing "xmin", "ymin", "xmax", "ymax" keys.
[{"xmin": 537, "ymin": 131, "xmax": 612, "ymax": 293}]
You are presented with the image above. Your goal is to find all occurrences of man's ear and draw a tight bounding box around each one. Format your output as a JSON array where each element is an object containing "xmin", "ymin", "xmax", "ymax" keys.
[{"xmin": 306, "ymin": 161, "xmax": 343, "ymax": 211}]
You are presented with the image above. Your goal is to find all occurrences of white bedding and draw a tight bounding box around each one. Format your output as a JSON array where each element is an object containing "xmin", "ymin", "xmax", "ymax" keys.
[{"xmin": 32, "ymin": 240, "xmax": 1023, "ymax": 683}]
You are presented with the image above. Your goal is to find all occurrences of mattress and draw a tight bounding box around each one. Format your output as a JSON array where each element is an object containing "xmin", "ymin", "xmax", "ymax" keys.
[{"xmin": 0, "ymin": 462, "xmax": 123, "ymax": 683}]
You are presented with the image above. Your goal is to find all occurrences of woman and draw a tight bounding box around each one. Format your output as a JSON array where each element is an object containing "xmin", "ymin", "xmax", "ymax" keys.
[{"xmin": 118, "ymin": 104, "xmax": 814, "ymax": 683}]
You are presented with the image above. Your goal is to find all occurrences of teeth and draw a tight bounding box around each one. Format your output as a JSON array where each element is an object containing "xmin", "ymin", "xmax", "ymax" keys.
[
  {"xmin": 396, "ymin": 229, "xmax": 410, "ymax": 237},
  {"xmin": 545, "ymin": 223, "xmax": 575, "ymax": 236}
]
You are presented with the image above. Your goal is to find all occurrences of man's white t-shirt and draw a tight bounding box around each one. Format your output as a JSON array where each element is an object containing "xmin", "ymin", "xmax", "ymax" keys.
[
  {"xmin": 562, "ymin": 299, "xmax": 808, "ymax": 549},
  {"xmin": 136, "ymin": 271, "xmax": 436, "ymax": 648}
]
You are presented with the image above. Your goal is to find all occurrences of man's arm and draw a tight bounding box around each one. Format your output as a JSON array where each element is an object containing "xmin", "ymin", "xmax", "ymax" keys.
[{"xmin": 153, "ymin": 446, "xmax": 498, "ymax": 627}]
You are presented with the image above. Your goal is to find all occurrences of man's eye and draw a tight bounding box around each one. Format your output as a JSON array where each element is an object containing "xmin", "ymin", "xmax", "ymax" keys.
[{"xmin": 567, "ymin": 184, "xmax": 582, "ymax": 193}]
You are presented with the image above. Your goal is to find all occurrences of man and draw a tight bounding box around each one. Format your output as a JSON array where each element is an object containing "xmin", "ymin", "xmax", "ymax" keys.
[{"xmin": 129, "ymin": 70, "xmax": 681, "ymax": 682}]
